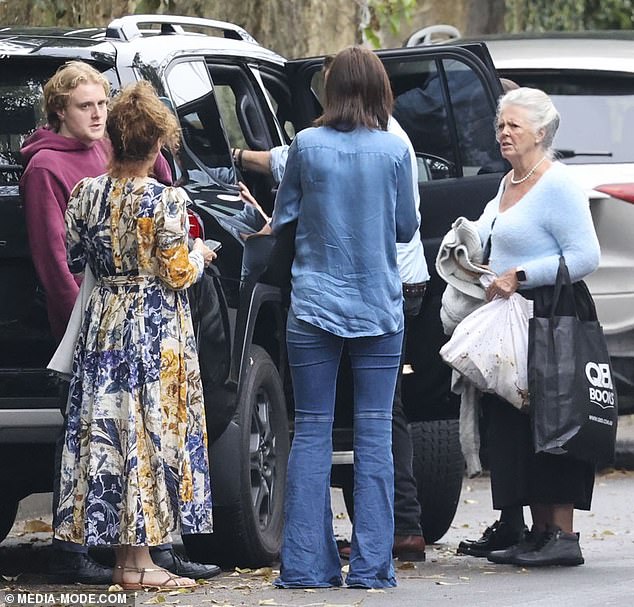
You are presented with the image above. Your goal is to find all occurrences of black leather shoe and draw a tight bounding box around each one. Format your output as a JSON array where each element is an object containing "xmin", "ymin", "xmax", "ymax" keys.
[
  {"xmin": 487, "ymin": 527, "xmax": 545, "ymax": 564},
  {"xmin": 150, "ymin": 548, "xmax": 221, "ymax": 579},
  {"xmin": 49, "ymin": 550, "xmax": 113, "ymax": 584},
  {"xmin": 511, "ymin": 526, "xmax": 584, "ymax": 567},
  {"xmin": 457, "ymin": 521, "xmax": 527, "ymax": 557}
]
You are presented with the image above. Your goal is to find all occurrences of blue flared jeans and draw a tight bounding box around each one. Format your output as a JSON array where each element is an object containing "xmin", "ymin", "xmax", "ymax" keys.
[{"xmin": 275, "ymin": 311, "xmax": 402, "ymax": 589}]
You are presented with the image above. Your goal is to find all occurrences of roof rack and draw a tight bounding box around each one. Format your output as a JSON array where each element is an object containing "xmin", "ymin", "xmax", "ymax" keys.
[
  {"xmin": 405, "ymin": 24, "xmax": 461, "ymax": 47},
  {"xmin": 105, "ymin": 15, "xmax": 258, "ymax": 45}
]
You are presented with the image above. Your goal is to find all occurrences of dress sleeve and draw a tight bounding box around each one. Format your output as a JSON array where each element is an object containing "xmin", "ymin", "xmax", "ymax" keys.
[{"xmin": 154, "ymin": 186, "xmax": 203, "ymax": 290}]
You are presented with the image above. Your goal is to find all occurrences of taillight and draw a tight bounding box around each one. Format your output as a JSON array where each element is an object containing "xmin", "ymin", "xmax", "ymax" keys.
[
  {"xmin": 594, "ymin": 183, "xmax": 634, "ymax": 205},
  {"xmin": 187, "ymin": 208, "xmax": 205, "ymax": 239}
]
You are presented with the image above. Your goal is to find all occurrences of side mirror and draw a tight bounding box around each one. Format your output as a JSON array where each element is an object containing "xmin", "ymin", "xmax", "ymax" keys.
[{"xmin": 417, "ymin": 153, "xmax": 457, "ymax": 181}]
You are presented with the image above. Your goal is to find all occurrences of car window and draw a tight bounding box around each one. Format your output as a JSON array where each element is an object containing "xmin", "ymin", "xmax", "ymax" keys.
[
  {"xmin": 304, "ymin": 55, "xmax": 501, "ymax": 180},
  {"xmin": 165, "ymin": 60, "xmax": 235, "ymax": 187},
  {"xmin": 499, "ymin": 70, "xmax": 634, "ymax": 164},
  {"xmin": 442, "ymin": 59, "xmax": 503, "ymax": 176},
  {"xmin": 391, "ymin": 57, "xmax": 501, "ymax": 179},
  {"xmin": 208, "ymin": 62, "xmax": 276, "ymax": 153},
  {"xmin": 258, "ymin": 69, "xmax": 295, "ymax": 143}
]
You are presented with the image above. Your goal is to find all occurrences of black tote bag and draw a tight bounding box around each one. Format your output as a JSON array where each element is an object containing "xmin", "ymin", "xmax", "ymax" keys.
[{"xmin": 528, "ymin": 257, "xmax": 618, "ymax": 464}]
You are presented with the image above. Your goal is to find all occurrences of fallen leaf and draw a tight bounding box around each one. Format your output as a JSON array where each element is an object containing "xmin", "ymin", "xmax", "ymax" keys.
[
  {"xmin": 235, "ymin": 567, "xmax": 252, "ymax": 574},
  {"xmin": 397, "ymin": 562, "xmax": 416, "ymax": 570},
  {"xmin": 108, "ymin": 583, "xmax": 123, "ymax": 592},
  {"xmin": 23, "ymin": 519, "xmax": 53, "ymax": 533},
  {"xmin": 602, "ymin": 530, "xmax": 616, "ymax": 536},
  {"xmin": 144, "ymin": 596, "xmax": 167, "ymax": 605},
  {"xmin": 251, "ymin": 567, "xmax": 273, "ymax": 577}
]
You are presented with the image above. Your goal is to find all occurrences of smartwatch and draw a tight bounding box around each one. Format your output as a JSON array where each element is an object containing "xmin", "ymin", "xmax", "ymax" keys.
[{"xmin": 515, "ymin": 267, "xmax": 527, "ymax": 282}]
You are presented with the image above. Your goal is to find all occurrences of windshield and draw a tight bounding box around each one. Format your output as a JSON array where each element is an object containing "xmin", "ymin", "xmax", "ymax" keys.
[{"xmin": 499, "ymin": 70, "xmax": 634, "ymax": 164}]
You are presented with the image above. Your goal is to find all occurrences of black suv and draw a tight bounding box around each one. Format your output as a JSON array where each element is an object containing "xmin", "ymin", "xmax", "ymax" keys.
[{"xmin": 0, "ymin": 15, "xmax": 505, "ymax": 566}]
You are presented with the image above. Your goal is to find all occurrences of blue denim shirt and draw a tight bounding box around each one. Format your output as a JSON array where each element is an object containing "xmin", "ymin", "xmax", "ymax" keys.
[{"xmin": 271, "ymin": 126, "xmax": 418, "ymax": 337}]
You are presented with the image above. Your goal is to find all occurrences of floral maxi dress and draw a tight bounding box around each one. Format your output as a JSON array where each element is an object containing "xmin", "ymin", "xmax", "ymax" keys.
[{"xmin": 55, "ymin": 175, "xmax": 213, "ymax": 546}]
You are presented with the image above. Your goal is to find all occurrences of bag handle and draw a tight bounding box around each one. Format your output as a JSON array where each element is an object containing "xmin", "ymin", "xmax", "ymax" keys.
[{"xmin": 550, "ymin": 256, "xmax": 578, "ymax": 319}]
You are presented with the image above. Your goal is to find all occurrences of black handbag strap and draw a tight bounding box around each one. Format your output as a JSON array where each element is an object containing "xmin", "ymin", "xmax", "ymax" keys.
[{"xmin": 550, "ymin": 256, "xmax": 579, "ymax": 319}]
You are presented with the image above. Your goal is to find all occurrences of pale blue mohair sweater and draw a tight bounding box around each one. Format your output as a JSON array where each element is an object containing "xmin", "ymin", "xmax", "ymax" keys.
[{"xmin": 475, "ymin": 161, "xmax": 600, "ymax": 287}]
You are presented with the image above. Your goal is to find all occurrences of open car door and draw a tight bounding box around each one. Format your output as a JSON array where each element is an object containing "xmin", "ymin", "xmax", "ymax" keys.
[
  {"xmin": 285, "ymin": 42, "xmax": 504, "ymax": 422},
  {"xmin": 284, "ymin": 43, "xmax": 505, "ymax": 544}
]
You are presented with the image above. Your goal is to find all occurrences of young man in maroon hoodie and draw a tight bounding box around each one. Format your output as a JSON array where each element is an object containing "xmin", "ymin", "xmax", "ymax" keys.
[{"xmin": 20, "ymin": 61, "xmax": 220, "ymax": 584}]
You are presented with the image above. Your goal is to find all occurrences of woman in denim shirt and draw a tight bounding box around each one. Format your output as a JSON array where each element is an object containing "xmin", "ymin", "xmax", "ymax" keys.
[{"xmin": 272, "ymin": 47, "xmax": 417, "ymax": 589}]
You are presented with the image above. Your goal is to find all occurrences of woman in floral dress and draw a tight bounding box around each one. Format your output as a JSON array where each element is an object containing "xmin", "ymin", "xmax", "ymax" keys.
[{"xmin": 54, "ymin": 81, "xmax": 217, "ymax": 590}]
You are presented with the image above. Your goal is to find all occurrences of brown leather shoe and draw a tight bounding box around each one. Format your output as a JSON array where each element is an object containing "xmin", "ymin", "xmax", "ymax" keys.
[
  {"xmin": 338, "ymin": 543, "xmax": 351, "ymax": 560},
  {"xmin": 338, "ymin": 535, "xmax": 426, "ymax": 561},
  {"xmin": 392, "ymin": 534, "xmax": 426, "ymax": 561}
]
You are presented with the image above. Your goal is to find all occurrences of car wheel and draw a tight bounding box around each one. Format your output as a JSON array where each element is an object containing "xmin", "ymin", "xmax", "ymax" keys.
[
  {"xmin": 0, "ymin": 497, "xmax": 19, "ymax": 543},
  {"xmin": 411, "ymin": 419, "xmax": 464, "ymax": 543},
  {"xmin": 183, "ymin": 345, "xmax": 289, "ymax": 567}
]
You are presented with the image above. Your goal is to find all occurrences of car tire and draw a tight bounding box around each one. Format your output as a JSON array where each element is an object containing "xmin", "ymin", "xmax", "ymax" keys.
[
  {"xmin": 411, "ymin": 419, "xmax": 464, "ymax": 543},
  {"xmin": 183, "ymin": 345, "xmax": 289, "ymax": 567},
  {"xmin": 0, "ymin": 497, "xmax": 19, "ymax": 543}
]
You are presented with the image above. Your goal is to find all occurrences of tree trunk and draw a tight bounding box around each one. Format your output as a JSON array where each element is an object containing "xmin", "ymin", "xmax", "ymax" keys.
[{"xmin": 465, "ymin": 0, "xmax": 505, "ymax": 35}]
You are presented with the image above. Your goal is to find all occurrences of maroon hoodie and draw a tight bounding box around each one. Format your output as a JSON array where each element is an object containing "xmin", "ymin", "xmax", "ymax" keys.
[{"xmin": 20, "ymin": 127, "xmax": 172, "ymax": 341}]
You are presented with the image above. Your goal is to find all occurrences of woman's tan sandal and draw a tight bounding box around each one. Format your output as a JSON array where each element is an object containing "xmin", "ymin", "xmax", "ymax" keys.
[{"xmin": 113, "ymin": 565, "xmax": 197, "ymax": 590}]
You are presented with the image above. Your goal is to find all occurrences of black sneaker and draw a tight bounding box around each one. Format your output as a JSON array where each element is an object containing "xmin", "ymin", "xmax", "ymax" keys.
[
  {"xmin": 511, "ymin": 526, "xmax": 584, "ymax": 567},
  {"xmin": 487, "ymin": 527, "xmax": 545, "ymax": 564},
  {"xmin": 457, "ymin": 521, "xmax": 527, "ymax": 557},
  {"xmin": 49, "ymin": 550, "xmax": 113, "ymax": 584},
  {"xmin": 150, "ymin": 547, "xmax": 221, "ymax": 580}
]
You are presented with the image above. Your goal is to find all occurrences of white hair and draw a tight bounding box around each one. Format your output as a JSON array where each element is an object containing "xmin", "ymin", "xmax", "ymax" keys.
[{"xmin": 496, "ymin": 87, "xmax": 560, "ymax": 158}]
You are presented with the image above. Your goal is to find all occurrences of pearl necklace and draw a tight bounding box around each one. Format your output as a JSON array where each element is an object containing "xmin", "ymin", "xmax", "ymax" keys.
[{"xmin": 510, "ymin": 156, "xmax": 547, "ymax": 185}]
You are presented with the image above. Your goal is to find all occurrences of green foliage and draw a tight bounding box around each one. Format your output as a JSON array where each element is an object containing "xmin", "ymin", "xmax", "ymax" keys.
[
  {"xmin": 585, "ymin": 0, "xmax": 634, "ymax": 29},
  {"xmin": 505, "ymin": 0, "xmax": 634, "ymax": 32},
  {"xmin": 362, "ymin": 0, "xmax": 417, "ymax": 48}
]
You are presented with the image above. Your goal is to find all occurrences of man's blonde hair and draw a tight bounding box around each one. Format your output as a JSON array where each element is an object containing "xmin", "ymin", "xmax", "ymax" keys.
[{"xmin": 43, "ymin": 61, "xmax": 110, "ymax": 130}]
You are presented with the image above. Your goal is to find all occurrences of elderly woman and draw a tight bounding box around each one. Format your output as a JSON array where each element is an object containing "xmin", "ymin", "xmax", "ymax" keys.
[
  {"xmin": 466, "ymin": 87, "xmax": 600, "ymax": 567},
  {"xmin": 271, "ymin": 46, "xmax": 418, "ymax": 589},
  {"xmin": 55, "ymin": 81, "xmax": 217, "ymax": 590}
]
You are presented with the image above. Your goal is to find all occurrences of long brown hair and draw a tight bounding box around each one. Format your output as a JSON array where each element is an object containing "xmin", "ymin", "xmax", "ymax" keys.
[{"xmin": 315, "ymin": 46, "xmax": 392, "ymax": 132}]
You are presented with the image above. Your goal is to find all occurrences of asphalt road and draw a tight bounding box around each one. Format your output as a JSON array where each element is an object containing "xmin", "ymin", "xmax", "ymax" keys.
[{"xmin": 2, "ymin": 416, "xmax": 634, "ymax": 606}]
